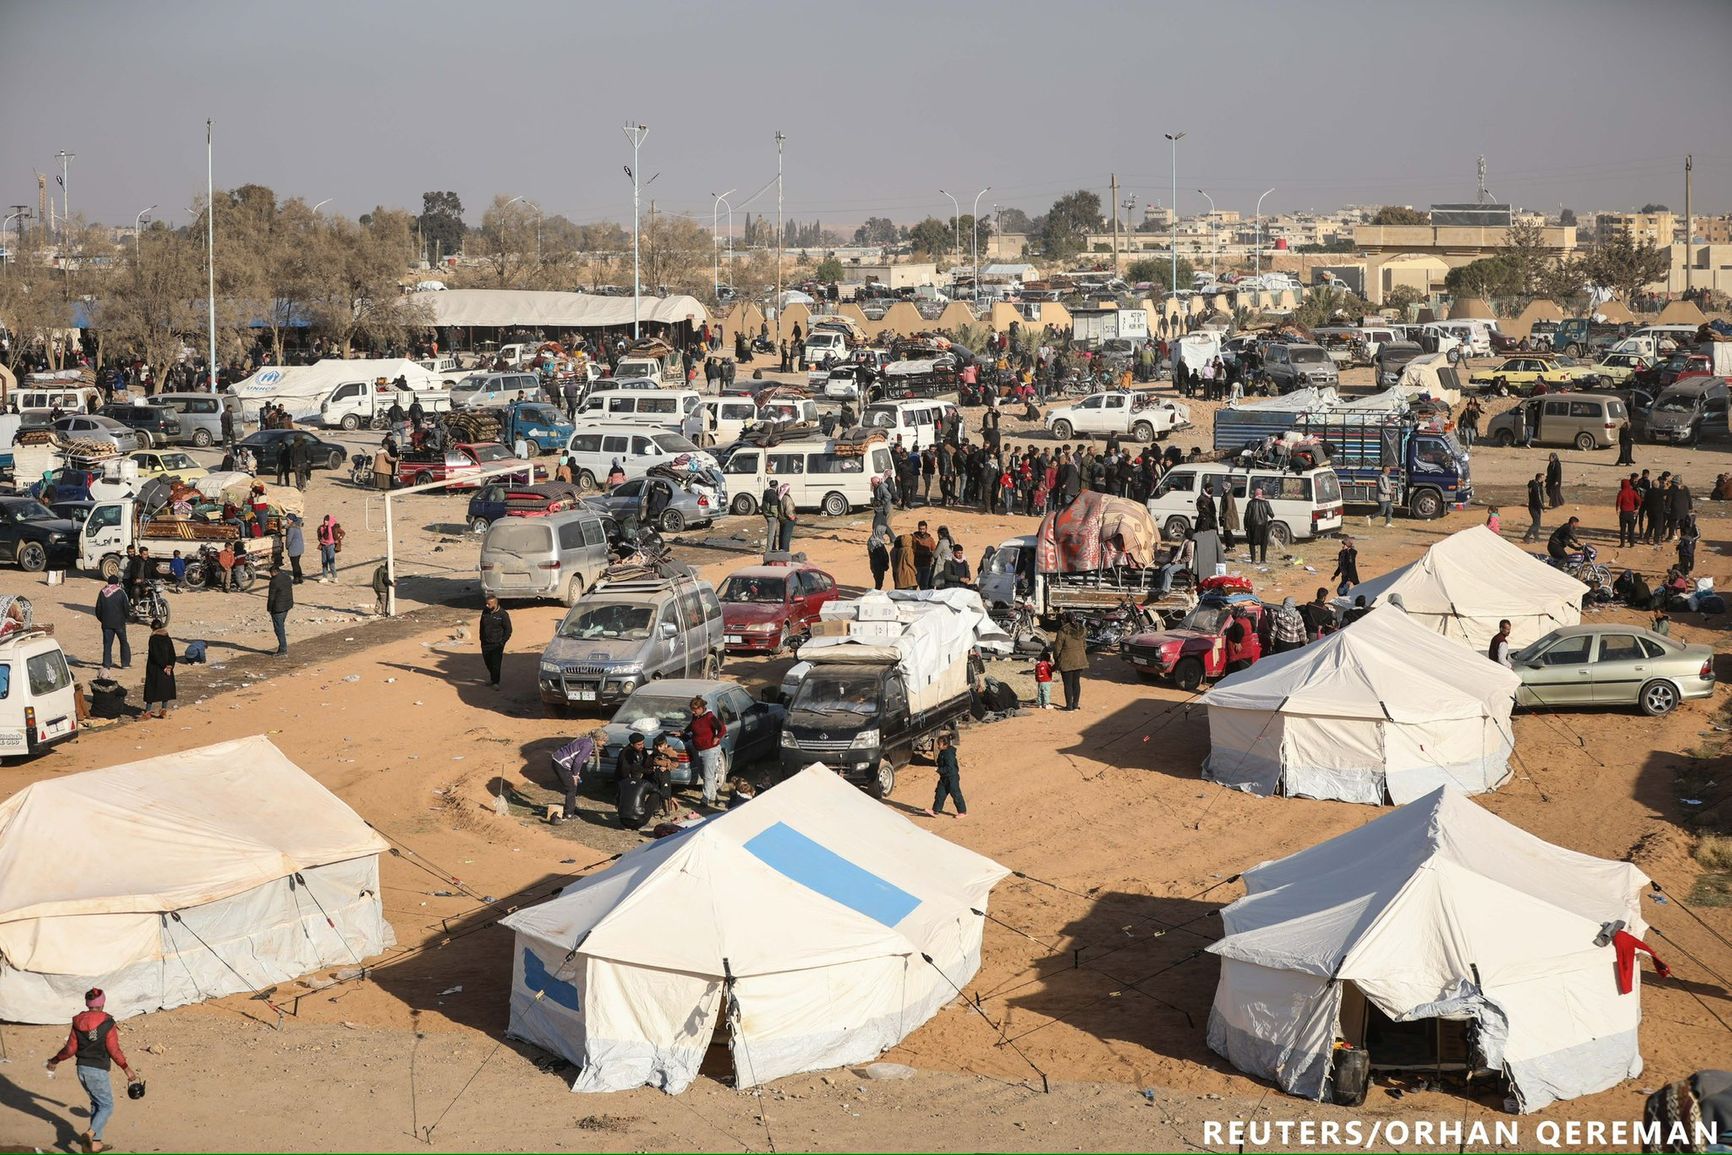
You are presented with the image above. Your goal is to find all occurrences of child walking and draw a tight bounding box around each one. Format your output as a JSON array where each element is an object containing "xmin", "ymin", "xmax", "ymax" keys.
[
  {"xmin": 1034, "ymin": 648, "xmax": 1054, "ymax": 710},
  {"xmin": 924, "ymin": 732, "xmax": 966, "ymax": 819}
]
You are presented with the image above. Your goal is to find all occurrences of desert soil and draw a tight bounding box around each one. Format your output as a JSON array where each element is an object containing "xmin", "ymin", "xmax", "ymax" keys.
[{"xmin": 1, "ymin": 365, "xmax": 1728, "ymax": 1153}]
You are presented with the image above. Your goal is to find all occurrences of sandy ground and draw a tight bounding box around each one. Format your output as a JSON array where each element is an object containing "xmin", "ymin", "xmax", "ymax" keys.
[{"xmin": 1, "ymin": 369, "xmax": 1730, "ymax": 1152}]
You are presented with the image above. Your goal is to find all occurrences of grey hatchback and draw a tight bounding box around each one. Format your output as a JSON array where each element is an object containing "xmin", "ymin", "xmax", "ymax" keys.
[
  {"xmin": 589, "ymin": 678, "xmax": 784, "ymax": 785},
  {"xmin": 583, "ymin": 476, "xmax": 717, "ymax": 533}
]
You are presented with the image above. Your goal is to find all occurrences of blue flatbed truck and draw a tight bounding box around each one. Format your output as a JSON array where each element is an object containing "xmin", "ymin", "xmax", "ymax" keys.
[{"xmin": 1214, "ymin": 407, "xmax": 1472, "ymax": 520}]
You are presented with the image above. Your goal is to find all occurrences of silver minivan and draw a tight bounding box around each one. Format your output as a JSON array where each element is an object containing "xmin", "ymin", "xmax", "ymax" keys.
[
  {"xmin": 538, "ymin": 573, "xmax": 727, "ymax": 710},
  {"xmin": 152, "ymin": 392, "xmax": 238, "ymax": 447},
  {"xmin": 479, "ymin": 508, "xmax": 612, "ymax": 606}
]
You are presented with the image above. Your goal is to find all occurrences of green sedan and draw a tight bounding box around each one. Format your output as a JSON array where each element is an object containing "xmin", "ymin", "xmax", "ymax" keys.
[{"xmin": 1512, "ymin": 625, "xmax": 1715, "ymax": 715}]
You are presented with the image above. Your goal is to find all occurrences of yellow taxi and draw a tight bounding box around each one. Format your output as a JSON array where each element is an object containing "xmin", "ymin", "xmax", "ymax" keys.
[
  {"xmin": 1469, "ymin": 354, "xmax": 1600, "ymax": 396},
  {"xmin": 1591, "ymin": 352, "xmax": 1653, "ymax": 385},
  {"xmin": 128, "ymin": 449, "xmax": 209, "ymax": 482}
]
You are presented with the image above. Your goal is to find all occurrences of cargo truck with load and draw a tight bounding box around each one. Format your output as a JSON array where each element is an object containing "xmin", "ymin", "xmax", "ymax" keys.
[
  {"xmin": 1070, "ymin": 307, "xmax": 1149, "ymax": 350},
  {"xmin": 317, "ymin": 377, "xmax": 453, "ymax": 431},
  {"xmin": 1214, "ymin": 393, "xmax": 1471, "ymax": 520},
  {"xmin": 778, "ymin": 589, "xmax": 1010, "ymax": 798}
]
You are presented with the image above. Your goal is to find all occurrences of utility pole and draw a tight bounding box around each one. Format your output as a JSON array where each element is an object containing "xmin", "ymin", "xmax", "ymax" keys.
[
  {"xmin": 55, "ymin": 150, "xmax": 74, "ymax": 241},
  {"xmin": 1165, "ymin": 132, "xmax": 1185, "ymax": 295},
  {"xmin": 623, "ymin": 122, "xmax": 649, "ymax": 339},
  {"xmin": 1476, "ymin": 155, "xmax": 1488, "ymax": 205},
  {"xmin": 3, "ymin": 206, "xmax": 27, "ymax": 267},
  {"xmin": 206, "ymin": 120, "xmax": 217, "ymax": 391},
  {"xmin": 1110, "ymin": 173, "xmax": 1120, "ymax": 276},
  {"xmin": 1684, "ymin": 154, "xmax": 1694, "ymax": 297},
  {"xmin": 939, "ymin": 189, "xmax": 960, "ymax": 269},
  {"xmin": 775, "ymin": 130, "xmax": 785, "ymax": 345}
]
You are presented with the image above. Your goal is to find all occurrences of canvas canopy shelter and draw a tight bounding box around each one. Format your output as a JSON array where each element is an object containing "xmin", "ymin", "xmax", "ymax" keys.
[
  {"xmin": 414, "ymin": 288, "xmax": 708, "ymax": 331},
  {"xmin": 1654, "ymin": 299, "xmax": 1708, "ymax": 327},
  {"xmin": 1347, "ymin": 525, "xmax": 1587, "ymax": 651},
  {"xmin": 806, "ymin": 589, "xmax": 1010, "ymax": 714},
  {"xmin": 0, "ymin": 736, "xmax": 391, "ymax": 1023},
  {"xmin": 499, "ymin": 765, "xmax": 1008, "ymax": 1093},
  {"xmin": 1207, "ymin": 787, "xmax": 1650, "ymax": 1112},
  {"xmin": 1395, "ymin": 351, "xmax": 1463, "ymax": 406},
  {"xmin": 1201, "ymin": 605, "xmax": 1520, "ymax": 805},
  {"xmin": 228, "ymin": 357, "xmax": 446, "ymax": 421}
]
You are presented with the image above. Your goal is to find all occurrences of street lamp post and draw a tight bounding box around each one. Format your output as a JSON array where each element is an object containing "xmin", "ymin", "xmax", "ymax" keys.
[
  {"xmin": 1164, "ymin": 132, "xmax": 1185, "ymax": 294},
  {"xmin": 775, "ymin": 130, "xmax": 785, "ymax": 344},
  {"xmin": 1195, "ymin": 189, "xmax": 1216, "ymax": 279},
  {"xmin": 2, "ymin": 209, "xmax": 29, "ymax": 269},
  {"xmin": 711, "ymin": 188, "xmax": 736, "ymax": 301},
  {"xmin": 55, "ymin": 150, "xmax": 75, "ymax": 242},
  {"xmin": 1255, "ymin": 187, "xmax": 1275, "ymax": 275},
  {"xmin": 133, "ymin": 204, "xmax": 155, "ymax": 254},
  {"xmin": 205, "ymin": 120, "xmax": 217, "ymax": 392},
  {"xmin": 971, "ymin": 185, "xmax": 990, "ymax": 305},
  {"xmin": 623, "ymin": 123, "xmax": 649, "ymax": 339},
  {"xmin": 311, "ymin": 198, "xmax": 332, "ymax": 215},
  {"xmin": 938, "ymin": 188, "xmax": 960, "ymax": 267}
]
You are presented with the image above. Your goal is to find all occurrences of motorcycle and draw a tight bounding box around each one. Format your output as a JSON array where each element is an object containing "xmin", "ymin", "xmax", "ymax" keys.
[
  {"xmin": 1083, "ymin": 601, "xmax": 1157, "ymax": 653},
  {"xmin": 127, "ymin": 579, "xmax": 171, "ymax": 628},
  {"xmin": 183, "ymin": 544, "xmax": 258, "ymax": 593},
  {"xmin": 348, "ymin": 452, "xmax": 375, "ymax": 487}
]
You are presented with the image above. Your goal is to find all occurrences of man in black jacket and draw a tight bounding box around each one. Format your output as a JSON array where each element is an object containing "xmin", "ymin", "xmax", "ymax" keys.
[
  {"xmin": 94, "ymin": 576, "xmax": 132, "ymax": 670},
  {"xmin": 479, "ymin": 595, "xmax": 513, "ymax": 688},
  {"xmin": 266, "ymin": 562, "xmax": 293, "ymax": 655}
]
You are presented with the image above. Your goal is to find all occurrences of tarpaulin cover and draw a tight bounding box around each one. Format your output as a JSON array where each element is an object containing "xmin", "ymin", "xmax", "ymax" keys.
[
  {"xmin": 1034, "ymin": 490, "xmax": 1159, "ymax": 573},
  {"xmin": 416, "ymin": 289, "xmax": 709, "ymax": 330},
  {"xmin": 804, "ymin": 589, "xmax": 1009, "ymax": 714}
]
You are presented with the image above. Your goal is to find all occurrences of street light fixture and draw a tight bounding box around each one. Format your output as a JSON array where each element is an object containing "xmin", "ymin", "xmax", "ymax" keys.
[
  {"xmin": 1164, "ymin": 131, "xmax": 1185, "ymax": 295},
  {"xmin": 938, "ymin": 188, "xmax": 960, "ymax": 265},
  {"xmin": 205, "ymin": 119, "xmax": 216, "ymax": 392},
  {"xmin": 2, "ymin": 209, "xmax": 30, "ymax": 269},
  {"xmin": 623, "ymin": 122, "xmax": 649, "ymax": 339},
  {"xmin": 971, "ymin": 185, "xmax": 991, "ymax": 305},
  {"xmin": 1255, "ymin": 187, "xmax": 1275, "ymax": 275},
  {"xmin": 1195, "ymin": 189, "xmax": 1217, "ymax": 279},
  {"xmin": 711, "ymin": 188, "xmax": 736, "ymax": 301},
  {"xmin": 134, "ymin": 204, "xmax": 156, "ymax": 252}
]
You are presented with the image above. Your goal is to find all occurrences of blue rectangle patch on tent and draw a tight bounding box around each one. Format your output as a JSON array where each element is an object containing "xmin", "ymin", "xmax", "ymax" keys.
[{"xmin": 744, "ymin": 822, "xmax": 920, "ymax": 928}]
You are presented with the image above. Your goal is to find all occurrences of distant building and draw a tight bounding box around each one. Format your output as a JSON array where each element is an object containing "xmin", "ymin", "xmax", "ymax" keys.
[
  {"xmin": 1353, "ymin": 219, "xmax": 1576, "ymax": 288},
  {"xmin": 1596, "ymin": 211, "xmax": 1676, "ymax": 248},
  {"xmin": 1662, "ymin": 243, "xmax": 1732, "ymax": 296},
  {"xmin": 838, "ymin": 261, "xmax": 937, "ymax": 291},
  {"xmin": 1690, "ymin": 215, "xmax": 1732, "ymax": 245},
  {"xmin": 1430, "ymin": 203, "xmax": 1514, "ymax": 228}
]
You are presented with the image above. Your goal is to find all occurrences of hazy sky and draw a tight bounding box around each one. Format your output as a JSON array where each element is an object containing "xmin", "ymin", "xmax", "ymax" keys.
[{"xmin": 3, "ymin": 0, "xmax": 1728, "ymax": 230}]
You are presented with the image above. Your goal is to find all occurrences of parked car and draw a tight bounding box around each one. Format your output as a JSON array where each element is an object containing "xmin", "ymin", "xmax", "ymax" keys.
[
  {"xmin": 479, "ymin": 506, "xmax": 611, "ymax": 606},
  {"xmin": 236, "ymin": 429, "xmax": 348, "ymax": 472},
  {"xmin": 589, "ymin": 678, "xmax": 784, "ymax": 785},
  {"xmin": 1469, "ymin": 355, "xmax": 1598, "ymax": 397},
  {"xmin": 718, "ymin": 562, "xmax": 840, "ymax": 654},
  {"xmin": 128, "ymin": 449, "xmax": 208, "ymax": 482},
  {"xmin": 1264, "ymin": 343, "xmax": 1339, "ymax": 393},
  {"xmin": 537, "ymin": 572, "xmax": 727, "ymax": 711},
  {"xmin": 1645, "ymin": 379, "xmax": 1729, "ymax": 446},
  {"xmin": 1511, "ymin": 625, "xmax": 1713, "ymax": 716},
  {"xmin": 50, "ymin": 414, "xmax": 144, "ymax": 452},
  {"xmin": 1046, "ymin": 390, "xmax": 1189, "ymax": 444},
  {"xmin": 49, "ymin": 499, "xmax": 96, "ymax": 528},
  {"xmin": 1484, "ymin": 392, "xmax": 1628, "ymax": 450},
  {"xmin": 0, "ymin": 496, "xmax": 78, "ymax": 572},
  {"xmin": 0, "ymin": 629, "xmax": 78, "ymax": 758},
  {"xmin": 1591, "ymin": 352, "xmax": 1655, "ymax": 386},
  {"xmin": 465, "ymin": 481, "xmax": 585, "ymax": 533},
  {"xmin": 1119, "ymin": 579, "xmax": 1266, "ymax": 690},
  {"xmin": 581, "ymin": 474, "xmax": 716, "ymax": 533},
  {"xmin": 150, "ymin": 391, "xmax": 237, "ymax": 447},
  {"xmin": 98, "ymin": 404, "xmax": 183, "ymax": 448}
]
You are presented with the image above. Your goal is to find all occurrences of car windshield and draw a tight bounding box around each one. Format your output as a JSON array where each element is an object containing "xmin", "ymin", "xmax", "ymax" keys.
[
  {"xmin": 5, "ymin": 501, "xmax": 56, "ymax": 523},
  {"xmin": 161, "ymin": 454, "xmax": 194, "ymax": 469},
  {"xmin": 987, "ymin": 547, "xmax": 1020, "ymax": 575},
  {"xmin": 1291, "ymin": 348, "xmax": 1328, "ymax": 364},
  {"xmin": 651, "ymin": 433, "xmax": 698, "ymax": 453},
  {"xmin": 611, "ymin": 693, "xmax": 700, "ymax": 730},
  {"xmin": 557, "ymin": 602, "xmax": 654, "ymax": 640},
  {"xmin": 453, "ymin": 377, "xmax": 485, "ymax": 392},
  {"xmin": 721, "ymin": 576, "xmax": 786, "ymax": 603},
  {"xmin": 864, "ymin": 407, "xmax": 897, "ymax": 429},
  {"xmin": 469, "ymin": 443, "xmax": 514, "ymax": 463},
  {"xmin": 791, "ymin": 675, "xmax": 880, "ymax": 718},
  {"xmin": 1178, "ymin": 604, "xmax": 1231, "ymax": 632},
  {"xmin": 519, "ymin": 405, "xmax": 559, "ymax": 423},
  {"xmin": 1654, "ymin": 392, "xmax": 1699, "ymax": 413}
]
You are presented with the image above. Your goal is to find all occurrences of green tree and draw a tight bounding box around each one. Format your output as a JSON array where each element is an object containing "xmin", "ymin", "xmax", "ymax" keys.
[
  {"xmin": 1581, "ymin": 235, "xmax": 1670, "ymax": 305},
  {"xmin": 1125, "ymin": 256, "xmax": 1194, "ymax": 291},
  {"xmin": 1384, "ymin": 285, "xmax": 1425, "ymax": 315},
  {"xmin": 906, "ymin": 217, "xmax": 952, "ymax": 257},
  {"xmin": 1040, "ymin": 190, "xmax": 1104, "ymax": 259},
  {"xmin": 1371, "ymin": 205, "xmax": 1428, "ymax": 226},
  {"xmin": 1445, "ymin": 256, "xmax": 1521, "ymax": 300},
  {"xmin": 419, "ymin": 191, "xmax": 465, "ymax": 264},
  {"xmin": 995, "ymin": 206, "xmax": 1034, "ymax": 235},
  {"xmin": 853, "ymin": 217, "xmax": 900, "ymax": 247},
  {"xmin": 1539, "ymin": 255, "xmax": 1590, "ymax": 308},
  {"xmin": 1501, "ymin": 219, "xmax": 1554, "ymax": 296},
  {"xmin": 1558, "ymin": 207, "xmax": 1577, "ymax": 227},
  {"xmin": 1294, "ymin": 286, "xmax": 1368, "ymax": 329},
  {"xmin": 814, "ymin": 256, "xmax": 843, "ymax": 283},
  {"xmin": 1639, "ymin": 203, "xmax": 1670, "ymax": 214}
]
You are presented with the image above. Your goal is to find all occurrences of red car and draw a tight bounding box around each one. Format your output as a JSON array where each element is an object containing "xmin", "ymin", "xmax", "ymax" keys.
[
  {"xmin": 718, "ymin": 562, "xmax": 839, "ymax": 654},
  {"xmin": 398, "ymin": 441, "xmax": 541, "ymax": 490},
  {"xmin": 1120, "ymin": 576, "xmax": 1265, "ymax": 690}
]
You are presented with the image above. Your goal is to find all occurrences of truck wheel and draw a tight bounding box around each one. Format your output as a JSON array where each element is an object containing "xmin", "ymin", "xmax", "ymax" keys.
[
  {"xmin": 1493, "ymin": 429, "xmax": 1516, "ymax": 447},
  {"xmin": 1172, "ymin": 656, "xmax": 1204, "ymax": 691},
  {"xmin": 659, "ymin": 509, "xmax": 686, "ymax": 533},
  {"xmin": 1493, "ymin": 378, "xmax": 1509, "ymax": 397},
  {"xmin": 562, "ymin": 576, "xmax": 585, "ymax": 608},
  {"xmin": 100, "ymin": 553, "xmax": 123, "ymax": 582},
  {"xmin": 868, "ymin": 759, "xmax": 896, "ymax": 799},
  {"xmin": 340, "ymin": 414, "xmax": 361, "ymax": 431},
  {"xmin": 470, "ymin": 516, "xmax": 491, "ymax": 534},
  {"xmin": 522, "ymin": 441, "xmax": 542, "ymax": 458},
  {"xmin": 1051, "ymin": 418, "xmax": 1073, "ymax": 440},
  {"xmin": 15, "ymin": 543, "xmax": 46, "ymax": 573},
  {"xmin": 730, "ymin": 493, "xmax": 757, "ymax": 516},
  {"xmin": 1574, "ymin": 432, "xmax": 1597, "ymax": 451},
  {"xmin": 1267, "ymin": 522, "xmax": 1293, "ymax": 548},
  {"xmin": 1162, "ymin": 515, "xmax": 1191, "ymax": 542},
  {"xmin": 1566, "ymin": 343, "xmax": 1583, "ymax": 358},
  {"xmin": 1409, "ymin": 489, "xmax": 1443, "ymax": 519},
  {"xmin": 1128, "ymin": 420, "xmax": 1153, "ymax": 444},
  {"xmin": 192, "ymin": 428, "xmax": 213, "ymax": 448},
  {"xmin": 820, "ymin": 490, "xmax": 849, "ymax": 517},
  {"xmin": 577, "ymin": 469, "xmax": 598, "ymax": 492}
]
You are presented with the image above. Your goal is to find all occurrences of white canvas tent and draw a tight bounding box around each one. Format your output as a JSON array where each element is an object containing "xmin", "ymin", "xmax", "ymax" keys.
[
  {"xmin": 499, "ymin": 765, "xmax": 1008, "ymax": 1093},
  {"xmin": 1347, "ymin": 525, "xmax": 1587, "ymax": 652},
  {"xmin": 1396, "ymin": 351, "xmax": 1463, "ymax": 406},
  {"xmin": 0, "ymin": 736, "xmax": 392, "ymax": 1023},
  {"xmin": 228, "ymin": 357, "xmax": 449, "ymax": 421},
  {"xmin": 415, "ymin": 289, "xmax": 709, "ymax": 330},
  {"xmin": 1201, "ymin": 605, "xmax": 1520, "ymax": 805},
  {"xmin": 1207, "ymin": 788, "xmax": 1650, "ymax": 1112}
]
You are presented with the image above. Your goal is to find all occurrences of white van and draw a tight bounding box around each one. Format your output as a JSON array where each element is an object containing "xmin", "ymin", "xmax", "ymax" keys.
[
  {"xmin": 1146, "ymin": 462, "xmax": 1344, "ymax": 546},
  {"xmin": 801, "ymin": 330, "xmax": 849, "ymax": 369},
  {"xmin": 1424, "ymin": 321, "xmax": 1494, "ymax": 358},
  {"xmin": 450, "ymin": 371, "xmax": 542, "ymax": 409},
  {"xmin": 562, "ymin": 424, "xmax": 718, "ymax": 490},
  {"xmin": 700, "ymin": 397, "xmax": 759, "ymax": 445},
  {"xmin": 16, "ymin": 386, "xmax": 102, "ymax": 415},
  {"xmin": 577, "ymin": 388, "xmax": 702, "ymax": 432},
  {"xmin": 721, "ymin": 439, "xmax": 895, "ymax": 517},
  {"xmin": 1625, "ymin": 325, "xmax": 1699, "ymax": 357},
  {"xmin": 0, "ymin": 630, "xmax": 78, "ymax": 759},
  {"xmin": 859, "ymin": 399, "xmax": 964, "ymax": 452},
  {"xmin": 616, "ymin": 353, "xmax": 682, "ymax": 386}
]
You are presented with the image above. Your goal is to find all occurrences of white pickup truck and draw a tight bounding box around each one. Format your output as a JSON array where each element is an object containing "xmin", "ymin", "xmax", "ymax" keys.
[
  {"xmin": 1045, "ymin": 390, "xmax": 1190, "ymax": 444},
  {"xmin": 319, "ymin": 381, "xmax": 453, "ymax": 431}
]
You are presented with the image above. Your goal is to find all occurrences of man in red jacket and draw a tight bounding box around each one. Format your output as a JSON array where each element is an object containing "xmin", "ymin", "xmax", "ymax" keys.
[
  {"xmin": 686, "ymin": 695, "xmax": 728, "ymax": 807},
  {"xmin": 1616, "ymin": 474, "xmax": 1641, "ymax": 548},
  {"xmin": 46, "ymin": 988, "xmax": 139, "ymax": 1153}
]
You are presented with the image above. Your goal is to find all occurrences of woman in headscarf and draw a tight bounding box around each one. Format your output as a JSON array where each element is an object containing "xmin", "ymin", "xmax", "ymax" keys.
[
  {"xmin": 1219, "ymin": 481, "xmax": 1241, "ymax": 552},
  {"xmin": 142, "ymin": 619, "xmax": 176, "ymax": 719},
  {"xmin": 1546, "ymin": 452, "xmax": 1564, "ymax": 509},
  {"xmin": 891, "ymin": 531, "xmax": 919, "ymax": 590}
]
